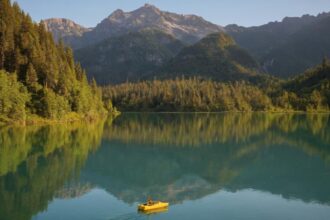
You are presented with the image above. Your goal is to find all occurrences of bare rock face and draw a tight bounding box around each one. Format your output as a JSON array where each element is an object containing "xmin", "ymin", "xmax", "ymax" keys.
[
  {"xmin": 93, "ymin": 4, "xmax": 223, "ymax": 45},
  {"xmin": 44, "ymin": 4, "xmax": 223, "ymax": 48},
  {"xmin": 41, "ymin": 18, "xmax": 92, "ymax": 41}
]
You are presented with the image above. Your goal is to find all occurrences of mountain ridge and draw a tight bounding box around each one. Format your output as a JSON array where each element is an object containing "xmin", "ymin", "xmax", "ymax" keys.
[
  {"xmin": 43, "ymin": 5, "xmax": 330, "ymax": 79},
  {"xmin": 226, "ymin": 11, "xmax": 330, "ymax": 77},
  {"xmin": 44, "ymin": 4, "xmax": 224, "ymax": 49}
]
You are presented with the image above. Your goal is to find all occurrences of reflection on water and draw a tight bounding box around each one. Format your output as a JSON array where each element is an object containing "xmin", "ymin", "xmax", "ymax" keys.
[
  {"xmin": 0, "ymin": 121, "xmax": 105, "ymax": 220},
  {"xmin": 91, "ymin": 113, "xmax": 330, "ymax": 204},
  {"xmin": 0, "ymin": 113, "xmax": 330, "ymax": 220},
  {"xmin": 104, "ymin": 113, "xmax": 330, "ymax": 149}
]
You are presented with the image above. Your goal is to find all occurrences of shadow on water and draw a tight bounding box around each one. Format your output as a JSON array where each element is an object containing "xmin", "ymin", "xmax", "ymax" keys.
[{"xmin": 0, "ymin": 113, "xmax": 330, "ymax": 220}]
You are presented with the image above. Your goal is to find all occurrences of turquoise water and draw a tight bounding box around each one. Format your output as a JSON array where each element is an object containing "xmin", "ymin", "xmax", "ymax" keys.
[{"xmin": 1, "ymin": 113, "xmax": 330, "ymax": 220}]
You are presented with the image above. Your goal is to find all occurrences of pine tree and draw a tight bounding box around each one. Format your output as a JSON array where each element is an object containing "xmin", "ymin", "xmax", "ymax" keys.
[
  {"xmin": 0, "ymin": 31, "xmax": 4, "ymax": 70},
  {"xmin": 322, "ymin": 56, "xmax": 330, "ymax": 69},
  {"xmin": 26, "ymin": 63, "xmax": 38, "ymax": 87}
]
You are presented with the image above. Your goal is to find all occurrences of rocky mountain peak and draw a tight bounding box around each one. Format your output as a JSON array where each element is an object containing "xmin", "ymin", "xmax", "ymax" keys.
[
  {"xmin": 133, "ymin": 3, "xmax": 162, "ymax": 17},
  {"xmin": 42, "ymin": 18, "xmax": 77, "ymax": 28},
  {"xmin": 143, "ymin": 3, "xmax": 159, "ymax": 9},
  {"xmin": 110, "ymin": 9, "xmax": 125, "ymax": 17},
  {"xmin": 45, "ymin": 4, "xmax": 224, "ymax": 48},
  {"xmin": 107, "ymin": 9, "xmax": 126, "ymax": 22},
  {"xmin": 41, "ymin": 18, "xmax": 91, "ymax": 41},
  {"xmin": 95, "ymin": 4, "xmax": 223, "ymax": 44}
]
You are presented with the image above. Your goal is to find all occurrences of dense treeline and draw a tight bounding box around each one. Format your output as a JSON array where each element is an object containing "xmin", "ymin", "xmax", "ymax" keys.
[
  {"xmin": 0, "ymin": 0, "xmax": 107, "ymax": 124},
  {"xmin": 103, "ymin": 59, "xmax": 330, "ymax": 112},
  {"xmin": 103, "ymin": 79, "xmax": 273, "ymax": 111}
]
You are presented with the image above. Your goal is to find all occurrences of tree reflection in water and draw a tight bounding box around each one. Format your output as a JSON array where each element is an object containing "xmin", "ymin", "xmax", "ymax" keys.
[{"xmin": 0, "ymin": 113, "xmax": 329, "ymax": 220}]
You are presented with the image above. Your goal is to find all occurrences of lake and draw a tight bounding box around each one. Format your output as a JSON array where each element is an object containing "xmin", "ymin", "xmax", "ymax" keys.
[{"xmin": 0, "ymin": 113, "xmax": 330, "ymax": 220}]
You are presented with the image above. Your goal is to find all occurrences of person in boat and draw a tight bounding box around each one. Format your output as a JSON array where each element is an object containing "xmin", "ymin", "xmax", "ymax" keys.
[{"xmin": 147, "ymin": 197, "xmax": 154, "ymax": 205}]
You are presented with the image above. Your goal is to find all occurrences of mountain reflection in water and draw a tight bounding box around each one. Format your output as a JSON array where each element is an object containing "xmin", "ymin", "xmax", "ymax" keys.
[{"xmin": 0, "ymin": 113, "xmax": 329, "ymax": 220}]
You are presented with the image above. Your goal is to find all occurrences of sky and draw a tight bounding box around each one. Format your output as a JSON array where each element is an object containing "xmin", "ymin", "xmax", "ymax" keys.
[{"xmin": 14, "ymin": 0, "xmax": 330, "ymax": 28}]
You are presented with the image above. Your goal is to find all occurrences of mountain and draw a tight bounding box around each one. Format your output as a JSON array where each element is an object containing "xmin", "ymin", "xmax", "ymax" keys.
[
  {"xmin": 75, "ymin": 29, "xmax": 185, "ymax": 84},
  {"xmin": 41, "ymin": 18, "xmax": 91, "ymax": 41},
  {"xmin": 225, "ymin": 14, "xmax": 326, "ymax": 59},
  {"xmin": 158, "ymin": 32, "xmax": 262, "ymax": 82},
  {"xmin": 43, "ymin": 5, "xmax": 330, "ymax": 81},
  {"xmin": 45, "ymin": 4, "xmax": 223, "ymax": 49},
  {"xmin": 226, "ymin": 12, "xmax": 330, "ymax": 78},
  {"xmin": 261, "ymin": 15, "xmax": 330, "ymax": 77}
]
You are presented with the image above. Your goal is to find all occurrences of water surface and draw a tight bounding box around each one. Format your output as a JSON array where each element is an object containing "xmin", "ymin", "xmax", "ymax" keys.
[{"xmin": 0, "ymin": 113, "xmax": 330, "ymax": 220}]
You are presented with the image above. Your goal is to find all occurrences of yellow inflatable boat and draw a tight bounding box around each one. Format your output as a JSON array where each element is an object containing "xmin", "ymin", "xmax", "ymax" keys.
[
  {"xmin": 138, "ymin": 199, "xmax": 169, "ymax": 212},
  {"xmin": 139, "ymin": 207, "xmax": 168, "ymax": 215}
]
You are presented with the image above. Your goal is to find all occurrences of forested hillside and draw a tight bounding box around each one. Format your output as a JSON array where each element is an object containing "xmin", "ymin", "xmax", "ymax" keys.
[
  {"xmin": 75, "ymin": 30, "xmax": 185, "ymax": 84},
  {"xmin": 75, "ymin": 31, "xmax": 265, "ymax": 85},
  {"xmin": 158, "ymin": 32, "xmax": 262, "ymax": 82},
  {"xmin": 277, "ymin": 57, "xmax": 330, "ymax": 110},
  {"xmin": 103, "ymin": 59, "xmax": 330, "ymax": 112},
  {"xmin": 0, "ymin": 0, "xmax": 107, "ymax": 124}
]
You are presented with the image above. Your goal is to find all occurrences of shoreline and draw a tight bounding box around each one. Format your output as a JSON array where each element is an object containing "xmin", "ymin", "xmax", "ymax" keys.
[
  {"xmin": 2, "ymin": 110, "xmax": 329, "ymax": 126},
  {"xmin": 0, "ymin": 111, "xmax": 121, "ymax": 127},
  {"xmin": 115, "ymin": 110, "xmax": 330, "ymax": 114}
]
